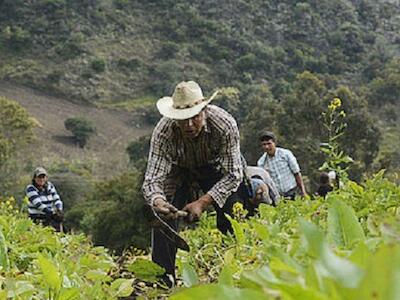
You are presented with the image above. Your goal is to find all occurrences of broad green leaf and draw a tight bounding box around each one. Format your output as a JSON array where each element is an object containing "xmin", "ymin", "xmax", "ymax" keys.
[
  {"xmin": 273, "ymin": 282, "xmax": 331, "ymax": 300},
  {"xmin": 110, "ymin": 278, "xmax": 134, "ymax": 297},
  {"xmin": 253, "ymin": 222, "xmax": 269, "ymax": 241},
  {"xmin": 240, "ymin": 265, "xmax": 280, "ymax": 290},
  {"xmin": 127, "ymin": 258, "xmax": 165, "ymax": 282},
  {"xmin": 59, "ymin": 288, "xmax": 80, "ymax": 300},
  {"xmin": 350, "ymin": 245, "xmax": 400, "ymax": 300},
  {"xmin": 85, "ymin": 269, "xmax": 111, "ymax": 282},
  {"xmin": 226, "ymin": 215, "xmax": 245, "ymax": 245},
  {"xmin": 0, "ymin": 228, "xmax": 9, "ymax": 271},
  {"xmin": 182, "ymin": 262, "xmax": 199, "ymax": 287},
  {"xmin": 5, "ymin": 280, "xmax": 35, "ymax": 298},
  {"xmin": 171, "ymin": 284, "xmax": 266, "ymax": 300},
  {"xmin": 269, "ymin": 257, "xmax": 298, "ymax": 275},
  {"xmin": 171, "ymin": 284, "xmax": 220, "ymax": 300},
  {"xmin": 305, "ymin": 265, "xmax": 322, "ymax": 291},
  {"xmin": 299, "ymin": 219, "xmax": 363, "ymax": 288},
  {"xmin": 269, "ymin": 248, "xmax": 303, "ymax": 274},
  {"xmin": 37, "ymin": 254, "xmax": 61, "ymax": 291},
  {"xmin": 327, "ymin": 199, "xmax": 365, "ymax": 247},
  {"xmin": 218, "ymin": 264, "xmax": 234, "ymax": 286},
  {"xmin": 348, "ymin": 242, "xmax": 372, "ymax": 268},
  {"xmin": 223, "ymin": 248, "xmax": 235, "ymax": 264}
]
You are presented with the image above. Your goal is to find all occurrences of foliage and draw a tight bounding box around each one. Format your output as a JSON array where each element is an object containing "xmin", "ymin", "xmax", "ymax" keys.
[
  {"xmin": 68, "ymin": 170, "xmax": 150, "ymax": 252},
  {"xmin": 126, "ymin": 135, "xmax": 150, "ymax": 169},
  {"xmin": 0, "ymin": 97, "xmax": 36, "ymax": 195},
  {"xmin": 0, "ymin": 97, "xmax": 36, "ymax": 168},
  {"xmin": 64, "ymin": 117, "xmax": 97, "ymax": 148},
  {"xmin": 173, "ymin": 173, "xmax": 400, "ymax": 299},
  {"xmin": 319, "ymin": 97, "xmax": 353, "ymax": 182},
  {"xmin": 0, "ymin": 204, "xmax": 135, "ymax": 299},
  {"xmin": 91, "ymin": 58, "xmax": 106, "ymax": 73}
]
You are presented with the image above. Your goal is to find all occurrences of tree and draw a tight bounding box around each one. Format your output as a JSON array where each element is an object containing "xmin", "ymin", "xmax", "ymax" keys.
[
  {"xmin": 0, "ymin": 97, "xmax": 36, "ymax": 168},
  {"xmin": 64, "ymin": 117, "xmax": 96, "ymax": 148},
  {"xmin": 240, "ymin": 83, "xmax": 281, "ymax": 164},
  {"xmin": 67, "ymin": 170, "xmax": 150, "ymax": 252},
  {"xmin": 0, "ymin": 97, "xmax": 36, "ymax": 194}
]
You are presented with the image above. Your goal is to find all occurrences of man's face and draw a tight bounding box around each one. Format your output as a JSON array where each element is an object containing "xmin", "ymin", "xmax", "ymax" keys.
[
  {"xmin": 261, "ymin": 139, "xmax": 276, "ymax": 156},
  {"xmin": 177, "ymin": 111, "xmax": 206, "ymax": 139},
  {"xmin": 250, "ymin": 182, "xmax": 270, "ymax": 205},
  {"xmin": 34, "ymin": 174, "xmax": 47, "ymax": 188}
]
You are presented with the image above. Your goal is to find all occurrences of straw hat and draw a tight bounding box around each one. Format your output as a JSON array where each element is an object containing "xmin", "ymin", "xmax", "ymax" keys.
[{"xmin": 156, "ymin": 81, "xmax": 218, "ymax": 120}]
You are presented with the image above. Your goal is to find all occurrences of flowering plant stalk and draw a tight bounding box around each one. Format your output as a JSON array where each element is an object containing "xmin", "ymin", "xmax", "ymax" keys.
[{"xmin": 319, "ymin": 97, "xmax": 353, "ymax": 183}]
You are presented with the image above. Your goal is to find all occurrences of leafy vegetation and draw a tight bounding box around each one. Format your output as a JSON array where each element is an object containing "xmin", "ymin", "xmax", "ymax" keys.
[
  {"xmin": 0, "ymin": 198, "xmax": 135, "ymax": 299},
  {"xmin": 64, "ymin": 117, "xmax": 96, "ymax": 148},
  {"xmin": 173, "ymin": 172, "xmax": 400, "ymax": 299}
]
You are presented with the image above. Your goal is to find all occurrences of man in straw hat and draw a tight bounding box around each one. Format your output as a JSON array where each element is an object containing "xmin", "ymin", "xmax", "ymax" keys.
[{"xmin": 143, "ymin": 81, "xmax": 244, "ymax": 286}]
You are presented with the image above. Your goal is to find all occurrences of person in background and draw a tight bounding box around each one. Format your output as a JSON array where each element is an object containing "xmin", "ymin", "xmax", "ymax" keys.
[
  {"xmin": 26, "ymin": 167, "xmax": 64, "ymax": 232},
  {"xmin": 142, "ymin": 81, "xmax": 244, "ymax": 287},
  {"xmin": 257, "ymin": 131, "xmax": 307, "ymax": 199},
  {"xmin": 245, "ymin": 166, "xmax": 280, "ymax": 214},
  {"xmin": 316, "ymin": 172, "xmax": 334, "ymax": 198}
]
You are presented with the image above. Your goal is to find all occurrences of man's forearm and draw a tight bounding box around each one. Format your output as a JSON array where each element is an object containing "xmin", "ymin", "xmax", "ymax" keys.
[{"xmin": 294, "ymin": 173, "xmax": 307, "ymax": 195}]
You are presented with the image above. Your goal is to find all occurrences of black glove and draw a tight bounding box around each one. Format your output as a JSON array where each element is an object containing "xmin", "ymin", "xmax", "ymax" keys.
[
  {"xmin": 43, "ymin": 207, "xmax": 53, "ymax": 216},
  {"xmin": 52, "ymin": 210, "xmax": 64, "ymax": 222}
]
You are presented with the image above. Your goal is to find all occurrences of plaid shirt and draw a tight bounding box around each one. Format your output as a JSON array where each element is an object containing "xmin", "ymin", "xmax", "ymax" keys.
[
  {"xmin": 257, "ymin": 147, "xmax": 300, "ymax": 194},
  {"xmin": 142, "ymin": 105, "xmax": 243, "ymax": 208}
]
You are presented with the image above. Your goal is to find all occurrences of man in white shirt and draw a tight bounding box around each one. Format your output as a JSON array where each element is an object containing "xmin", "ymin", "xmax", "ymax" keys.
[{"xmin": 257, "ymin": 132, "xmax": 307, "ymax": 199}]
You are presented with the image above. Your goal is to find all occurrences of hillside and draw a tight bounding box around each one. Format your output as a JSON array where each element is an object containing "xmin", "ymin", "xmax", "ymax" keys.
[
  {"xmin": 0, "ymin": 81, "xmax": 152, "ymax": 174},
  {"xmin": 1, "ymin": 0, "xmax": 399, "ymax": 103}
]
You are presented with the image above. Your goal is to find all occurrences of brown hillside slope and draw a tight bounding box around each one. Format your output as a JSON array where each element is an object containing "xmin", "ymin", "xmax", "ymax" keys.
[{"xmin": 0, "ymin": 81, "xmax": 153, "ymax": 175}]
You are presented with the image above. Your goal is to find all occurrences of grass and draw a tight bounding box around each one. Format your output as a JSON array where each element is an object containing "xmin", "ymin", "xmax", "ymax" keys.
[{"xmin": 97, "ymin": 95, "xmax": 156, "ymax": 111}]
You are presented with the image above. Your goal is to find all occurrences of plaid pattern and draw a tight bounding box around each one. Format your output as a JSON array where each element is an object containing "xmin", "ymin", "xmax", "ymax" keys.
[
  {"xmin": 143, "ymin": 105, "xmax": 243, "ymax": 208},
  {"xmin": 257, "ymin": 147, "xmax": 300, "ymax": 194},
  {"xmin": 26, "ymin": 181, "xmax": 63, "ymax": 215}
]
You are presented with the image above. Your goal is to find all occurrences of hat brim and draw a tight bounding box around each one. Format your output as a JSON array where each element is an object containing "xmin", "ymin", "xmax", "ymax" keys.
[{"xmin": 156, "ymin": 91, "xmax": 218, "ymax": 120}]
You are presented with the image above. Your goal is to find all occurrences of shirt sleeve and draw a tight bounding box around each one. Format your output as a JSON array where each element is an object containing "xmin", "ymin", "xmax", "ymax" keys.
[
  {"xmin": 48, "ymin": 182, "xmax": 63, "ymax": 210},
  {"xmin": 286, "ymin": 150, "xmax": 300, "ymax": 174},
  {"xmin": 142, "ymin": 127, "xmax": 172, "ymax": 205},
  {"xmin": 26, "ymin": 185, "xmax": 48, "ymax": 212},
  {"xmin": 207, "ymin": 122, "xmax": 243, "ymax": 208},
  {"xmin": 257, "ymin": 153, "xmax": 266, "ymax": 168},
  {"xmin": 265, "ymin": 176, "xmax": 280, "ymax": 205}
]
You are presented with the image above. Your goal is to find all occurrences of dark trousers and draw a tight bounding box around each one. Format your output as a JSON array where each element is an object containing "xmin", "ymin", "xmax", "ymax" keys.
[
  {"xmin": 30, "ymin": 215, "xmax": 63, "ymax": 232},
  {"xmin": 282, "ymin": 187, "xmax": 297, "ymax": 200},
  {"xmin": 151, "ymin": 165, "xmax": 248, "ymax": 277}
]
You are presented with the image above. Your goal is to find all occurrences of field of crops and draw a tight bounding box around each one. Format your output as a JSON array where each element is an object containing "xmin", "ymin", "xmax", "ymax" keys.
[{"xmin": 0, "ymin": 171, "xmax": 399, "ymax": 299}]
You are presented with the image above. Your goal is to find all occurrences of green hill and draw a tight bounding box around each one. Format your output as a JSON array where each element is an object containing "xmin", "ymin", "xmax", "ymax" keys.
[{"xmin": 1, "ymin": 0, "xmax": 399, "ymax": 103}]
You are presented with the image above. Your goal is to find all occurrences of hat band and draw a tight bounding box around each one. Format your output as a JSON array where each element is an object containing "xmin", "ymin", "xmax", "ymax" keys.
[{"xmin": 173, "ymin": 98, "xmax": 205, "ymax": 109}]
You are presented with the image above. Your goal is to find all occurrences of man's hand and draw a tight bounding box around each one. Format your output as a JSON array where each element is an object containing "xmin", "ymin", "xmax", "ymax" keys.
[
  {"xmin": 52, "ymin": 210, "xmax": 64, "ymax": 222},
  {"xmin": 153, "ymin": 198, "xmax": 178, "ymax": 216},
  {"xmin": 183, "ymin": 194, "xmax": 213, "ymax": 223}
]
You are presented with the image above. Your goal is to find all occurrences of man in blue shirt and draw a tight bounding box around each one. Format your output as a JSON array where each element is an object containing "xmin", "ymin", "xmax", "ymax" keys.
[{"xmin": 257, "ymin": 132, "xmax": 307, "ymax": 199}]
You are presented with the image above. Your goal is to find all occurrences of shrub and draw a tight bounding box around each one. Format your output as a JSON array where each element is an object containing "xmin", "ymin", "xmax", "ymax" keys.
[
  {"xmin": 64, "ymin": 117, "xmax": 96, "ymax": 148},
  {"xmin": 91, "ymin": 58, "xmax": 106, "ymax": 73}
]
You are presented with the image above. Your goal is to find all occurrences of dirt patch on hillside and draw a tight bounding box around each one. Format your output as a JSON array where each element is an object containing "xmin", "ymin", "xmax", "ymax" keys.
[{"xmin": 0, "ymin": 81, "xmax": 154, "ymax": 174}]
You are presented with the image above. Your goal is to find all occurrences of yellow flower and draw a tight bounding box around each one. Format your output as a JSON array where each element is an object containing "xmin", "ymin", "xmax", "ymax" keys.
[
  {"xmin": 329, "ymin": 97, "xmax": 342, "ymax": 111},
  {"xmin": 333, "ymin": 97, "xmax": 342, "ymax": 107},
  {"xmin": 339, "ymin": 111, "xmax": 346, "ymax": 117},
  {"xmin": 6, "ymin": 200, "xmax": 11, "ymax": 206}
]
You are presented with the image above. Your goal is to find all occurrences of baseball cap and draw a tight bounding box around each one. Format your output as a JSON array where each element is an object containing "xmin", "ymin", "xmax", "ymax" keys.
[
  {"xmin": 33, "ymin": 167, "xmax": 48, "ymax": 177},
  {"xmin": 259, "ymin": 131, "xmax": 276, "ymax": 142}
]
